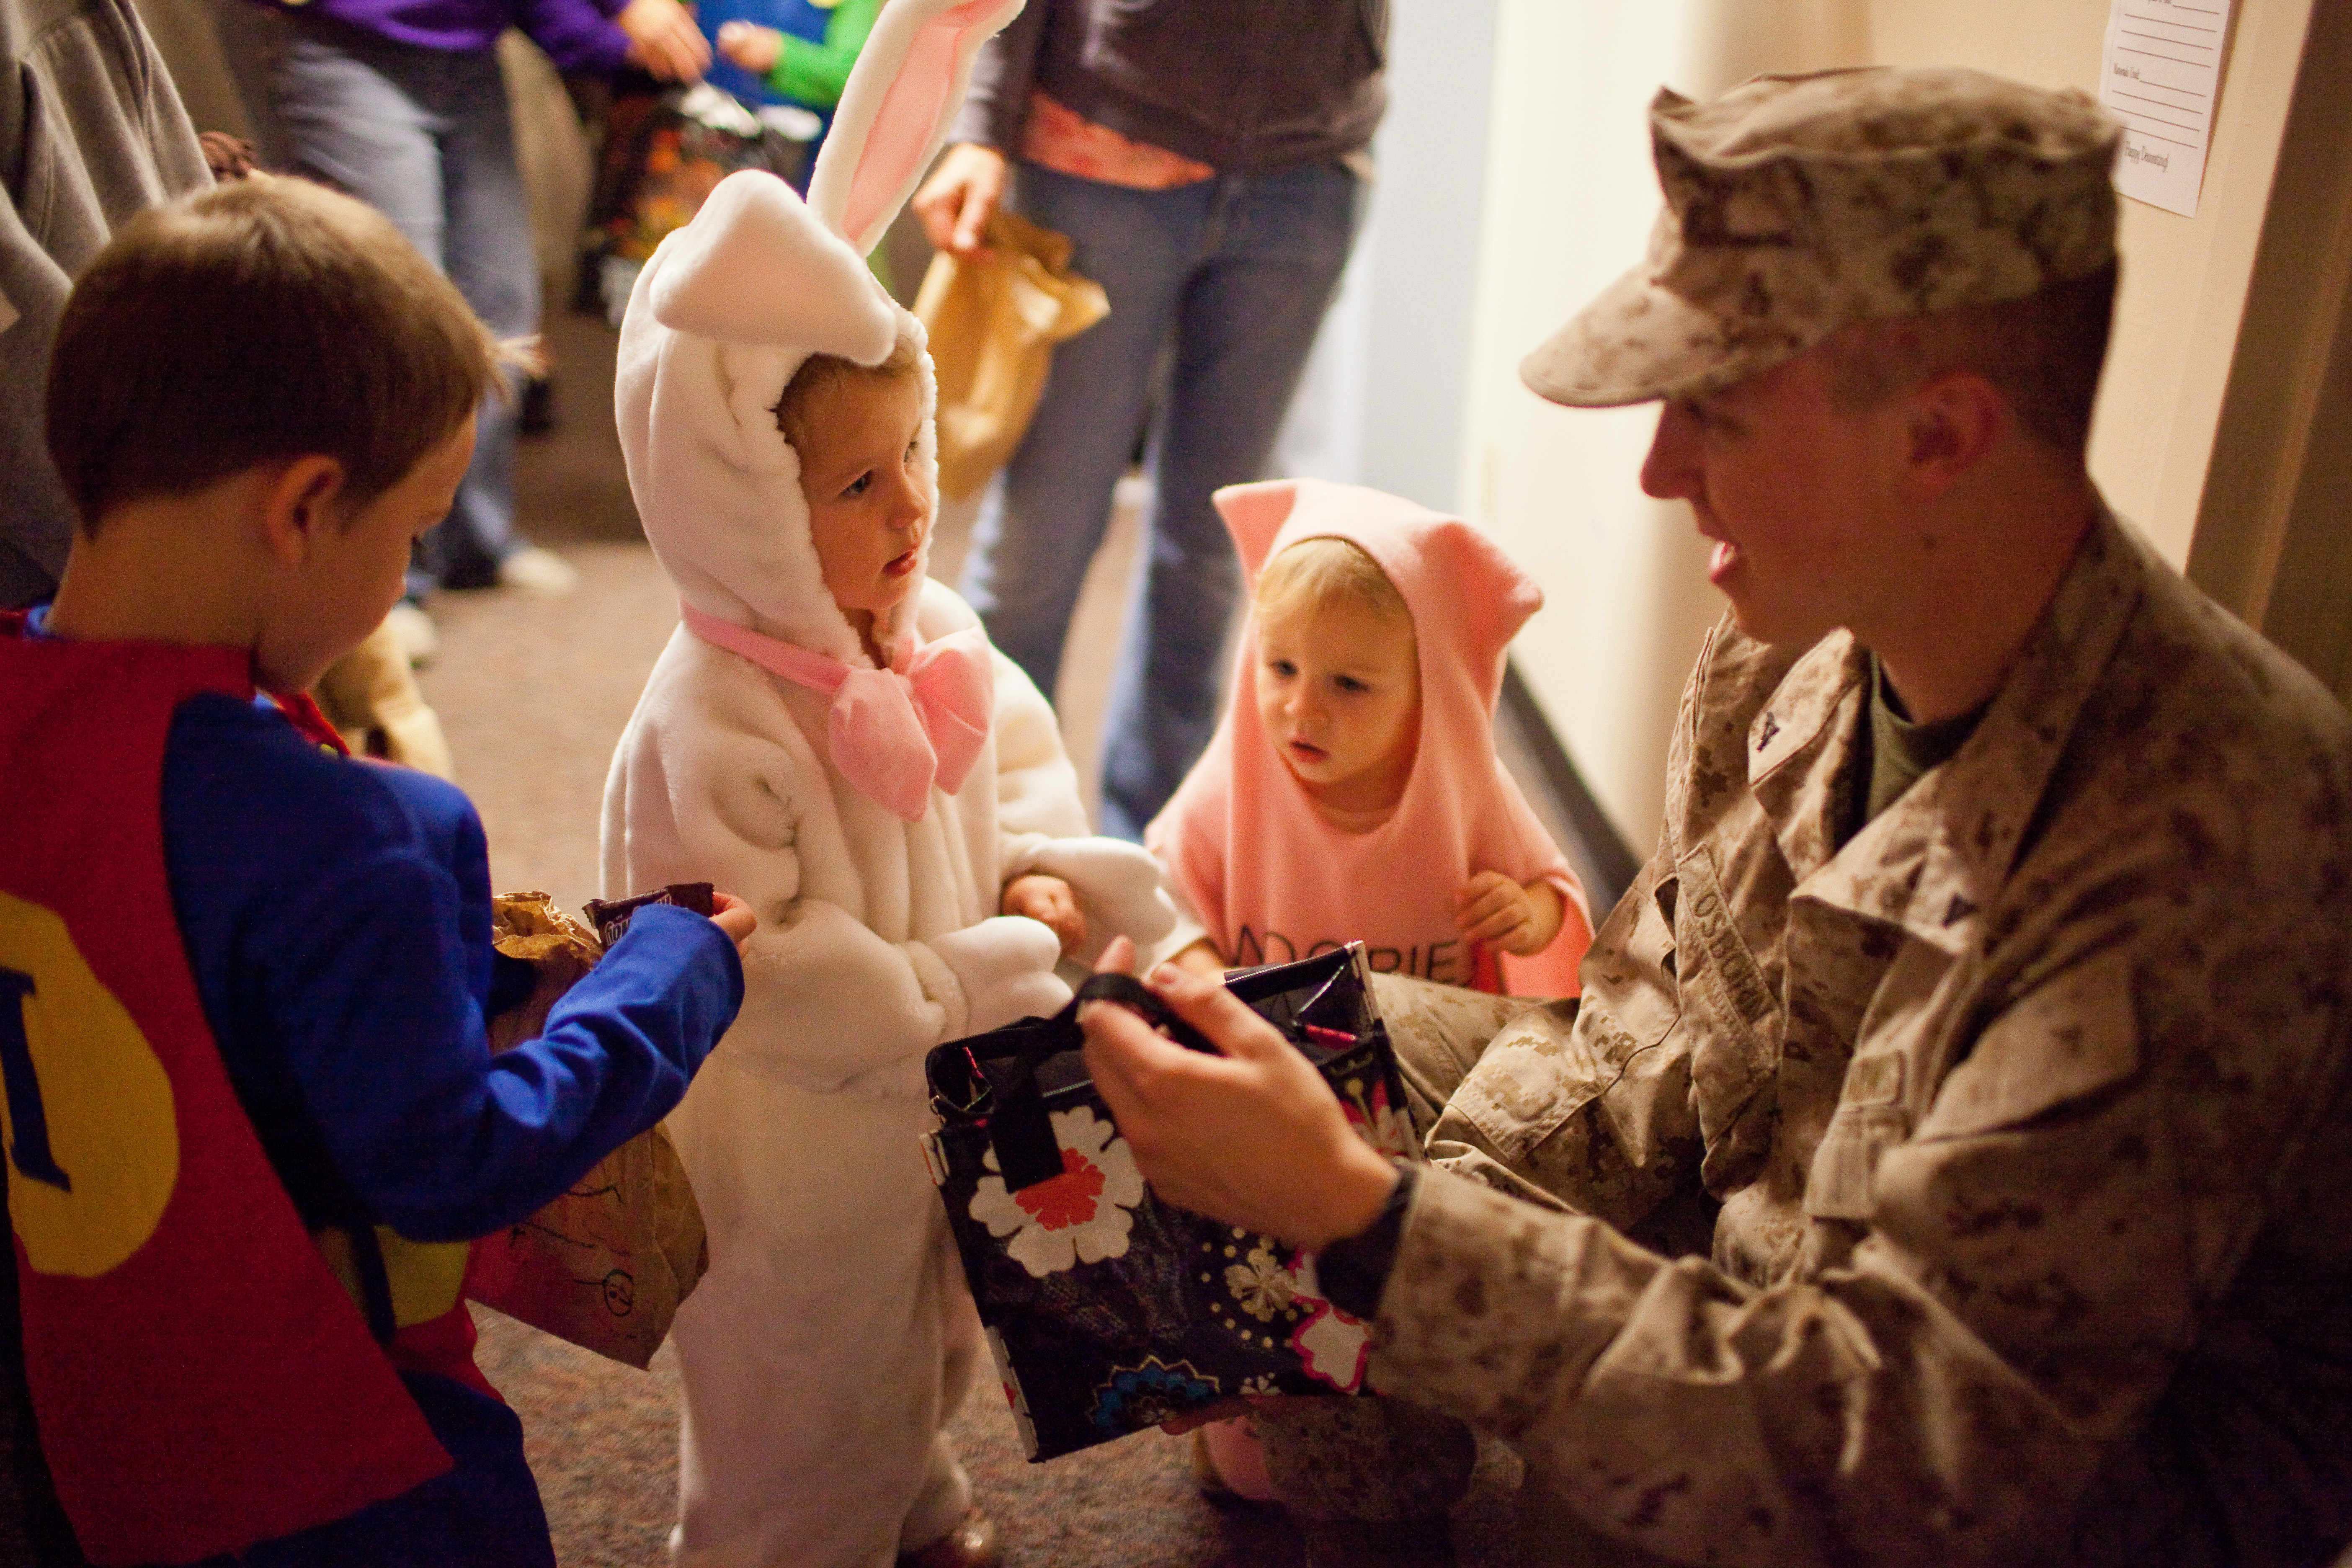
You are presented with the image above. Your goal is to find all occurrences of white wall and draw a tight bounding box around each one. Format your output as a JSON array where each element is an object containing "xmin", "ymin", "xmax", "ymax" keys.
[
  {"xmin": 1277, "ymin": 0, "xmax": 1503, "ymax": 512},
  {"xmin": 1455, "ymin": 2, "xmax": 1869, "ymax": 856}
]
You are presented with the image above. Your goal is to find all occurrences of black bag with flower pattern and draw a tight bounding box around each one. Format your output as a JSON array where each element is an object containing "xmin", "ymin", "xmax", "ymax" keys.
[{"xmin": 921, "ymin": 945, "xmax": 1419, "ymax": 1461}]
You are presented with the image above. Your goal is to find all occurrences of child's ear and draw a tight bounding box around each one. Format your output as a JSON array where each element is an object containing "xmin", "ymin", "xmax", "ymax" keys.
[{"xmin": 256, "ymin": 456, "xmax": 349, "ymax": 564}]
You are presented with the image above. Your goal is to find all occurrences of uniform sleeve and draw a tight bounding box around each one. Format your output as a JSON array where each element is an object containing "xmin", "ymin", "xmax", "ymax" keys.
[
  {"xmin": 762, "ymin": 0, "xmax": 880, "ymax": 107},
  {"xmin": 255, "ymin": 830, "xmax": 742, "ymax": 1243},
  {"xmin": 1426, "ymin": 828, "xmax": 1699, "ymax": 1231},
  {"xmin": 1376, "ymin": 922, "xmax": 2332, "ymax": 1566}
]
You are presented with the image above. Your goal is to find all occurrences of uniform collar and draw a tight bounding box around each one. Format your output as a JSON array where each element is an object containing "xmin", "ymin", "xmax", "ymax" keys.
[{"xmin": 1758, "ymin": 506, "xmax": 2145, "ymax": 952}]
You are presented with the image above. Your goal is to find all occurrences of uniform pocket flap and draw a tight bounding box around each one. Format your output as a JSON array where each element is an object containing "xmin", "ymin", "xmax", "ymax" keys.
[
  {"xmin": 1451, "ymin": 1004, "xmax": 1608, "ymax": 1165},
  {"xmin": 1916, "ymin": 950, "xmax": 2140, "ymax": 1141}
]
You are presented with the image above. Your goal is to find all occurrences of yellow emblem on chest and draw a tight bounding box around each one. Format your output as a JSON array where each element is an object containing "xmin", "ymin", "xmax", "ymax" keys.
[{"xmin": 0, "ymin": 893, "xmax": 180, "ymax": 1277}]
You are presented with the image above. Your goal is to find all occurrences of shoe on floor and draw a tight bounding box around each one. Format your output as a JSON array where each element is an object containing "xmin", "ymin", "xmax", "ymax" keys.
[
  {"xmin": 384, "ymin": 601, "xmax": 439, "ymax": 666},
  {"xmin": 895, "ymin": 1507, "xmax": 998, "ymax": 1568},
  {"xmin": 496, "ymin": 545, "xmax": 580, "ymax": 597}
]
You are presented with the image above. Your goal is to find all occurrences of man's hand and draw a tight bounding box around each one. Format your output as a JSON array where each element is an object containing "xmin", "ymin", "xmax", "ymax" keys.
[
  {"xmin": 912, "ymin": 142, "xmax": 1007, "ymax": 257},
  {"xmin": 1001, "ymin": 872, "xmax": 1086, "ymax": 959},
  {"xmin": 713, "ymin": 19, "xmax": 780, "ymax": 75},
  {"xmin": 1078, "ymin": 938, "xmax": 1398, "ymax": 1249},
  {"xmin": 708, "ymin": 890, "xmax": 757, "ymax": 952},
  {"xmin": 1454, "ymin": 871, "xmax": 1564, "ymax": 957},
  {"xmin": 618, "ymin": 0, "xmax": 710, "ymax": 83}
]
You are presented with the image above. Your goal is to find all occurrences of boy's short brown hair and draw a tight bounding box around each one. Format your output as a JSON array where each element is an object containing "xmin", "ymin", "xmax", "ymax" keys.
[
  {"xmin": 771, "ymin": 336, "xmax": 922, "ymax": 456},
  {"xmin": 45, "ymin": 176, "xmax": 504, "ymax": 529}
]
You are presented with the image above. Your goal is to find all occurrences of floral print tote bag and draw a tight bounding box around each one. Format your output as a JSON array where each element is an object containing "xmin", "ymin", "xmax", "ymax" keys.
[{"xmin": 921, "ymin": 945, "xmax": 1420, "ymax": 1460}]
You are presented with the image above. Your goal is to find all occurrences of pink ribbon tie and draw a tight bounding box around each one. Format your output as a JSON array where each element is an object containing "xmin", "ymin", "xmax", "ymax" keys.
[{"xmin": 681, "ymin": 603, "xmax": 994, "ymax": 821}]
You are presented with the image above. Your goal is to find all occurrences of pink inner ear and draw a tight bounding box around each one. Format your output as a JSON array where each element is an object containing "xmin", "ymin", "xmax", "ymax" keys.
[{"xmin": 841, "ymin": 1, "xmax": 998, "ymax": 246}]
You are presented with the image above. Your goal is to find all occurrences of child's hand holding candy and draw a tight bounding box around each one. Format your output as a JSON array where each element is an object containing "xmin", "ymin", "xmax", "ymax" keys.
[{"xmin": 1454, "ymin": 869, "xmax": 1565, "ymax": 957}]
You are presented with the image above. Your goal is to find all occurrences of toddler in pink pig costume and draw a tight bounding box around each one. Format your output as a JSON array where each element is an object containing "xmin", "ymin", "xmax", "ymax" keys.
[
  {"xmin": 1146, "ymin": 477, "xmax": 1594, "ymax": 1511},
  {"xmin": 1149, "ymin": 477, "xmax": 1592, "ymax": 995}
]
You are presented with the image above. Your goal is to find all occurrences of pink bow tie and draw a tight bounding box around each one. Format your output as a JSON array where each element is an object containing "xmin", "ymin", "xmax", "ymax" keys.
[{"xmin": 681, "ymin": 603, "xmax": 994, "ymax": 821}]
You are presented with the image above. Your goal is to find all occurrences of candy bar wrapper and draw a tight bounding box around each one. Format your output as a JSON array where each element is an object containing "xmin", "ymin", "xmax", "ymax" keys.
[
  {"xmin": 462, "ymin": 889, "xmax": 709, "ymax": 1368},
  {"xmin": 583, "ymin": 881, "xmax": 713, "ymax": 947},
  {"xmin": 923, "ymin": 946, "xmax": 1419, "ymax": 1460}
]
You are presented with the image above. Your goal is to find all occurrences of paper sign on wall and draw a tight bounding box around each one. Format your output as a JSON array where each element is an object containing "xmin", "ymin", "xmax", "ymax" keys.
[{"xmin": 2100, "ymin": 0, "xmax": 2236, "ymax": 217}]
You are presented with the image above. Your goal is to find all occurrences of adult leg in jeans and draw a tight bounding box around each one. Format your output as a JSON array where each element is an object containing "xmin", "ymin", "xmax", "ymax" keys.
[
  {"xmin": 1095, "ymin": 161, "xmax": 1364, "ymax": 842},
  {"xmin": 425, "ymin": 55, "xmax": 535, "ymax": 590},
  {"xmin": 268, "ymin": 23, "xmax": 529, "ymax": 595},
  {"xmin": 959, "ymin": 167, "xmax": 1205, "ymax": 703}
]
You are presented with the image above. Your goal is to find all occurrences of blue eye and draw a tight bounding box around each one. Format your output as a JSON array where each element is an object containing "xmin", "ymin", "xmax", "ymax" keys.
[
  {"xmin": 1266, "ymin": 658, "xmax": 1297, "ymax": 679},
  {"xmin": 1335, "ymin": 674, "xmax": 1368, "ymax": 694},
  {"xmin": 843, "ymin": 471, "xmax": 873, "ymax": 498}
]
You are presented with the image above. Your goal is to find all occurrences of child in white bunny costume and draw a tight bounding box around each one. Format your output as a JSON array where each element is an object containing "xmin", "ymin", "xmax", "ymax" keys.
[{"xmin": 600, "ymin": 4, "xmax": 1172, "ymax": 1563}]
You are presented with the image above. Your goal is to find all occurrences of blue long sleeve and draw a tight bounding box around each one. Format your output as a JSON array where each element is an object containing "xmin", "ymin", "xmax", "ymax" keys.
[{"xmin": 162, "ymin": 693, "xmax": 743, "ymax": 1246}]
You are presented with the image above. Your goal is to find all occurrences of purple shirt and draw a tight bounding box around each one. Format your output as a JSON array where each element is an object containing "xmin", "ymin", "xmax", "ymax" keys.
[{"xmin": 250, "ymin": 0, "xmax": 634, "ymax": 74}]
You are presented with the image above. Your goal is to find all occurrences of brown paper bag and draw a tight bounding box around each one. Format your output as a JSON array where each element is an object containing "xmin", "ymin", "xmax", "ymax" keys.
[
  {"xmin": 914, "ymin": 208, "xmax": 1110, "ymax": 501},
  {"xmin": 461, "ymin": 890, "xmax": 709, "ymax": 1369}
]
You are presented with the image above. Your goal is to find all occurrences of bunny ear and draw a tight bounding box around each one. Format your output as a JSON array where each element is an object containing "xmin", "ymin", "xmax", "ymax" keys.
[
  {"xmin": 648, "ymin": 169, "xmax": 899, "ymax": 357},
  {"xmin": 1212, "ymin": 480, "xmax": 1302, "ymax": 581},
  {"xmin": 807, "ymin": 0, "xmax": 1027, "ymax": 256}
]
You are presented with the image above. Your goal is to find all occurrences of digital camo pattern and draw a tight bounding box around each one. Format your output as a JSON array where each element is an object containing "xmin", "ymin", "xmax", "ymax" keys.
[
  {"xmin": 1522, "ymin": 66, "xmax": 2121, "ymax": 408},
  {"xmin": 1382, "ymin": 511, "xmax": 2352, "ymax": 1566}
]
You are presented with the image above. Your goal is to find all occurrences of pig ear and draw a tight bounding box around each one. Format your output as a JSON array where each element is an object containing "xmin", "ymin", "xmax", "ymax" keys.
[
  {"xmin": 806, "ymin": 0, "xmax": 1027, "ymax": 258},
  {"xmin": 648, "ymin": 169, "xmax": 897, "ymax": 358},
  {"xmin": 1424, "ymin": 516, "xmax": 1544, "ymax": 667},
  {"xmin": 1212, "ymin": 481, "xmax": 1301, "ymax": 583}
]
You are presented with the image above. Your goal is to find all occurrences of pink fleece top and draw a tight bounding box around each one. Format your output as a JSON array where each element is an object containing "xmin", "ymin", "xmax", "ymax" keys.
[{"xmin": 1147, "ymin": 479, "xmax": 1591, "ymax": 996}]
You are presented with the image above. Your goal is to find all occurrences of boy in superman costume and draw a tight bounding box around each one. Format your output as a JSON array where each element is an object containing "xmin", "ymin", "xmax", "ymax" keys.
[{"xmin": 0, "ymin": 177, "xmax": 756, "ymax": 1566}]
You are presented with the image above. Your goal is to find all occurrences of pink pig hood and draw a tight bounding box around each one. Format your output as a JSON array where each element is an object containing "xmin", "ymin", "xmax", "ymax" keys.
[{"xmin": 1150, "ymin": 478, "xmax": 1589, "ymax": 990}]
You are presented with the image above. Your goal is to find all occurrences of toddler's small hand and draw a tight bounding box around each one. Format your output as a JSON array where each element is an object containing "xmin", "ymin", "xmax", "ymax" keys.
[
  {"xmin": 709, "ymin": 890, "xmax": 757, "ymax": 952},
  {"xmin": 1001, "ymin": 873, "xmax": 1087, "ymax": 959},
  {"xmin": 1170, "ymin": 939, "xmax": 1227, "ymax": 978},
  {"xmin": 715, "ymin": 20, "xmax": 781, "ymax": 73},
  {"xmin": 1454, "ymin": 871, "xmax": 1561, "ymax": 957}
]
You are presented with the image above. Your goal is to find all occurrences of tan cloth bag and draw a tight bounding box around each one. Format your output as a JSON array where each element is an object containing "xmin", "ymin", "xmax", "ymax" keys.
[
  {"xmin": 914, "ymin": 208, "xmax": 1110, "ymax": 500},
  {"xmin": 461, "ymin": 892, "xmax": 709, "ymax": 1368}
]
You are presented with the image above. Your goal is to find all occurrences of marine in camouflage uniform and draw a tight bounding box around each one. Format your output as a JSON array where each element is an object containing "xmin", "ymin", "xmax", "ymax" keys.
[
  {"xmin": 1101, "ymin": 66, "xmax": 2352, "ymax": 1568},
  {"xmin": 1392, "ymin": 505, "xmax": 2352, "ymax": 1565}
]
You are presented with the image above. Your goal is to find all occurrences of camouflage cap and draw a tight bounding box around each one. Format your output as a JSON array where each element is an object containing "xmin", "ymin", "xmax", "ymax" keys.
[{"xmin": 1522, "ymin": 66, "xmax": 2121, "ymax": 407}]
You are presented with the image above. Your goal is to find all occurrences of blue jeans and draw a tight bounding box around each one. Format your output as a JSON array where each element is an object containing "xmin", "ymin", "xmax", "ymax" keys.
[
  {"xmin": 266, "ymin": 16, "xmax": 532, "ymax": 596},
  {"xmin": 958, "ymin": 160, "xmax": 1366, "ymax": 841}
]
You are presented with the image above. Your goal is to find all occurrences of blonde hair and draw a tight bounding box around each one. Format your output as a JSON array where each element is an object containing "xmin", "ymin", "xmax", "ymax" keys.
[
  {"xmin": 771, "ymin": 336, "xmax": 922, "ymax": 454},
  {"xmin": 1255, "ymin": 536, "xmax": 1411, "ymax": 633}
]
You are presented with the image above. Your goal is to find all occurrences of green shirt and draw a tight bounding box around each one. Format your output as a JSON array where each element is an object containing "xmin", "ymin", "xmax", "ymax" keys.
[
  {"xmin": 763, "ymin": 0, "xmax": 881, "ymax": 108},
  {"xmin": 1838, "ymin": 654, "xmax": 1988, "ymax": 846}
]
